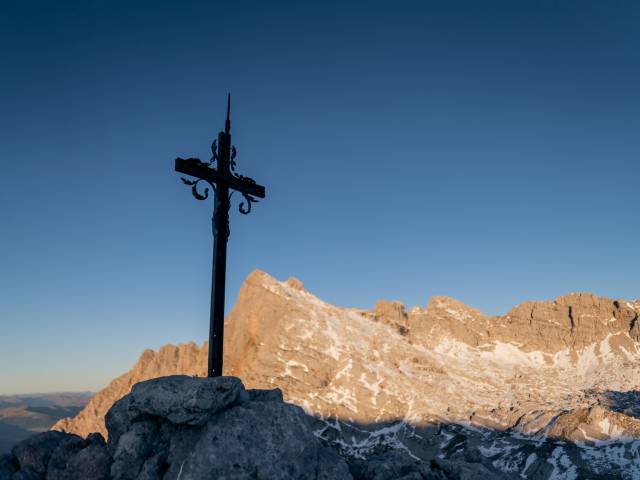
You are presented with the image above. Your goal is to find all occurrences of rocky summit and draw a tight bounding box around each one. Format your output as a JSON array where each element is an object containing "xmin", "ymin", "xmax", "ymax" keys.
[
  {"xmin": 1, "ymin": 375, "xmax": 520, "ymax": 479},
  {"xmin": 1, "ymin": 376, "xmax": 355, "ymax": 479},
  {"xmin": 50, "ymin": 270, "xmax": 640, "ymax": 478}
]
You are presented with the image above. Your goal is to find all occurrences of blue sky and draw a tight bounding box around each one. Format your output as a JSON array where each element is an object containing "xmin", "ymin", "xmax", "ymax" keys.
[{"xmin": 1, "ymin": 0, "xmax": 639, "ymax": 394}]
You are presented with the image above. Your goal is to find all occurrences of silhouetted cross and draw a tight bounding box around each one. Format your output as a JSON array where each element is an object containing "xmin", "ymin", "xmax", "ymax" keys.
[{"xmin": 175, "ymin": 95, "xmax": 266, "ymax": 377}]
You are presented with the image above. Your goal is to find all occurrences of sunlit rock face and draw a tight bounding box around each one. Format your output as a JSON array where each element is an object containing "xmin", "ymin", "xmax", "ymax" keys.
[
  {"xmin": 54, "ymin": 270, "xmax": 640, "ymax": 478},
  {"xmin": 226, "ymin": 271, "xmax": 640, "ymax": 430}
]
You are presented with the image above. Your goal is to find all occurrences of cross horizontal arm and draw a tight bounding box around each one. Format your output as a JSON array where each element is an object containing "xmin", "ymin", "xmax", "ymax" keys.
[{"xmin": 175, "ymin": 158, "xmax": 266, "ymax": 198}]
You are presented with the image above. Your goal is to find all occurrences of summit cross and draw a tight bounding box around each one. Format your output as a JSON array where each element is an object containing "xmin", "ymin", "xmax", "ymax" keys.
[{"xmin": 175, "ymin": 95, "xmax": 266, "ymax": 377}]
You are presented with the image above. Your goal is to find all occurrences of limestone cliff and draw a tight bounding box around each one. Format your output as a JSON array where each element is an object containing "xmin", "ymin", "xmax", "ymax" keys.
[{"xmin": 52, "ymin": 270, "xmax": 640, "ymax": 478}]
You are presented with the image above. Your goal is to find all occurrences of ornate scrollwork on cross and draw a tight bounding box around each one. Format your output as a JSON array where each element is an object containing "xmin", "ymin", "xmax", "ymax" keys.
[
  {"xmin": 230, "ymin": 145, "xmax": 237, "ymax": 171},
  {"xmin": 209, "ymin": 139, "xmax": 218, "ymax": 166},
  {"xmin": 239, "ymin": 193, "xmax": 258, "ymax": 214},
  {"xmin": 228, "ymin": 146, "xmax": 260, "ymax": 215},
  {"xmin": 180, "ymin": 176, "xmax": 214, "ymax": 201}
]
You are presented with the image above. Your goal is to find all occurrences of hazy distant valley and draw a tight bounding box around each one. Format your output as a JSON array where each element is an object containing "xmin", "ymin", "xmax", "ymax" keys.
[{"xmin": 0, "ymin": 392, "xmax": 92, "ymax": 453}]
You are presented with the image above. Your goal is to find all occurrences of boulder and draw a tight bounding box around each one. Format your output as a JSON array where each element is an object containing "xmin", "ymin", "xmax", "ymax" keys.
[
  {"xmin": 105, "ymin": 375, "xmax": 246, "ymax": 455},
  {"xmin": 349, "ymin": 450, "xmax": 449, "ymax": 480},
  {"xmin": 125, "ymin": 375, "xmax": 246, "ymax": 425},
  {"xmin": 1, "ymin": 431, "xmax": 111, "ymax": 480},
  {"xmin": 0, "ymin": 455, "xmax": 17, "ymax": 478},
  {"xmin": 165, "ymin": 400, "xmax": 350, "ymax": 479},
  {"xmin": 3, "ymin": 376, "xmax": 349, "ymax": 480},
  {"xmin": 11, "ymin": 431, "xmax": 72, "ymax": 476},
  {"xmin": 107, "ymin": 375, "xmax": 351, "ymax": 480}
]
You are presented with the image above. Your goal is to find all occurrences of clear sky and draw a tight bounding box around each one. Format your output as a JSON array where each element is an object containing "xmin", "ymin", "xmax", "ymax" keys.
[{"xmin": 1, "ymin": 0, "xmax": 639, "ymax": 394}]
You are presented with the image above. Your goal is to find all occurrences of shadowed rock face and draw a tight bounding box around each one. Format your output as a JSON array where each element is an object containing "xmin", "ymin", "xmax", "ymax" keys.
[
  {"xmin": 50, "ymin": 270, "xmax": 640, "ymax": 478},
  {"xmin": 109, "ymin": 376, "xmax": 351, "ymax": 480},
  {"xmin": 0, "ymin": 430, "xmax": 111, "ymax": 480}
]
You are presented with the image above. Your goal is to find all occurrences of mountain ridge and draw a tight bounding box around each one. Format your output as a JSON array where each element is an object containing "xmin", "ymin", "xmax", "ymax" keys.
[{"xmin": 52, "ymin": 270, "xmax": 640, "ymax": 477}]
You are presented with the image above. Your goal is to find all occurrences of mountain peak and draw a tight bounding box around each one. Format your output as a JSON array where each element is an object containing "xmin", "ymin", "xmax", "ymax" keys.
[
  {"xmin": 53, "ymin": 270, "xmax": 640, "ymax": 478},
  {"xmin": 501, "ymin": 291, "xmax": 639, "ymax": 351},
  {"xmin": 424, "ymin": 295, "xmax": 486, "ymax": 321}
]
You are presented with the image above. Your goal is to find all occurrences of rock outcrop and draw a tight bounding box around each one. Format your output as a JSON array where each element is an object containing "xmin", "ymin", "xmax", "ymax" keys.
[
  {"xmin": 3, "ymin": 376, "xmax": 520, "ymax": 480},
  {"xmin": 104, "ymin": 375, "xmax": 350, "ymax": 480},
  {"xmin": 3, "ymin": 377, "xmax": 355, "ymax": 480},
  {"xmin": 548, "ymin": 404, "xmax": 640, "ymax": 443},
  {"xmin": 0, "ymin": 430, "xmax": 111, "ymax": 479},
  {"xmin": 51, "ymin": 270, "xmax": 640, "ymax": 478},
  {"xmin": 491, "ymin": 292, "xmax": 640, "ymax": 352}
]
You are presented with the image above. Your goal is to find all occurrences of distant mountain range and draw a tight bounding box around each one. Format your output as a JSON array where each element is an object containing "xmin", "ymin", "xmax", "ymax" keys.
[
  {"xmin": 53, "ymin": 270, "xmax": 640, "ymax": 478},
  {"xmin": 0, "ymin": 392, "xmax": 93, "ymax": 453}
]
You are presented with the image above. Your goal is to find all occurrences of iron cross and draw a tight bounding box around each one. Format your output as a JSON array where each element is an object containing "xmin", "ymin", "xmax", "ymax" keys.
[{"xmin": 175, "ymin": 95, "xmax": 266, "ymax": 377}]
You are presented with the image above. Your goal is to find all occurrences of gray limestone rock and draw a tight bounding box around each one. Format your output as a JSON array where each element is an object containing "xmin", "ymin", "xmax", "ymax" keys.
[
  {"xmin": 165, "ymin": 400, "xmax": 350, "ymax": 480},
  {"xmin": 110, "ymin": 421, "xmax": 160, "ymax": 480},
  {"xmin": 2, "ymin": 430, "xmax": 111, "ymax": 480},
  {"xmin": 10, "ymin": 471, "xmax": 41, "ymax": 480},
  {"xmin": 46, "ymin": 441, "xmax": 111, "ymax": 480},
  {"xmin": 105, "ymin": 375, "xmax": 351, "ymax": 480},
  {"xmin": 11, "ymin": 431, "xmax": 72, "ymax": 476},
  {"xmin": 44, "ymin": 434, "xmax": 85, "ymax": 479},
  {"xmin": 136, "ymin": 452, "xmax": 168, "ymax": 480},
  {"xmin": 105, "ymin": 375, "xmax": 246, "ymax": 458},
  {"xmin": 0, "ymin": 454, "xmax": 17, "ymax": 479},
  {"xmin": 247, "ymin": 387, "xmax": 284, "ymax": 402},
  {"xmin": 348, "ymin": 451, "xmax": 448, "ymax": 480},
  {"xmin": 86, "ymin": 432, "xmax": 107, "ymax": 447},
  {"xmin": 60, "ymin": 443, "xmax": 112, "ymax": 480},
  {"xmin": 104, "ymin": 393, "xmax": 134, "ymax": 457},
  {"xmin": 126, "ymin": 375, "xmax": 246, "ymax": 426}
]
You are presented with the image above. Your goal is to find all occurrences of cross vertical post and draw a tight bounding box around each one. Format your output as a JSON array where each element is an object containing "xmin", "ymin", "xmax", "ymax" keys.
[
  {"xmin": 209, "ymin": 124, "xmax": 230, "ymax": 378},
  {"xmin": 175, "ymin": 95, "xmax": 266, "ymax": 377}
]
